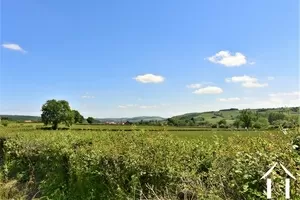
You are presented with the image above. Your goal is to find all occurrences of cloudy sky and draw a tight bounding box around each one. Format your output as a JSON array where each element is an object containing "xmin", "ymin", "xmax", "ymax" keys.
[{"xmin": 0, "ymin": 0, "xmax": 299, "ymax": 118}]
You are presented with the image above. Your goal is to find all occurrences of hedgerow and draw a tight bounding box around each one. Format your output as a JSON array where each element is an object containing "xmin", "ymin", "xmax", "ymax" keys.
[{"xmin": 0, "ymin": 128, "xmax": 299, "ymax": 199}]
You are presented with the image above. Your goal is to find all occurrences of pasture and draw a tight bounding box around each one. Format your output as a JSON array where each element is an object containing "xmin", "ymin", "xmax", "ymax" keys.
[{"xmin": 0, "ymin": 125, "xmax": 299, "ymax": 199}]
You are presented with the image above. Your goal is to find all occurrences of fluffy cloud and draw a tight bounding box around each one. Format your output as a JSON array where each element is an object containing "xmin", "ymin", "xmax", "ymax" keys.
[
  {"xmin": 193, "ymin": 86, "xmax": 223, "ymax": 94},
  {"xmin": 225, "ymin": 75, "xmax": 257, "ymax": 83},
  {"xmin": 218, "ymin": 97, "xmax": 241, "ymax": 102},
  {"xmin": 207, "ymin": 50, "xmax": 247, "ymax": 67},
  {"xmin": 2, "ymin": 43, "xmax": 27, "ymax": 53},
  {"xmin": 225, "ymin": 75, "xmax": 268, "ymax": 88},
  {"xmin": 133, "ymin": 74, "xmax": 165, "ymax": 83}
]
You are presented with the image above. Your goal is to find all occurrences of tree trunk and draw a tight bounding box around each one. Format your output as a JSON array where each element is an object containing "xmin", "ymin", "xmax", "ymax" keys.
[{"xmin": 52, "ymin": 122, "xmax": 58, "ymax": 130}]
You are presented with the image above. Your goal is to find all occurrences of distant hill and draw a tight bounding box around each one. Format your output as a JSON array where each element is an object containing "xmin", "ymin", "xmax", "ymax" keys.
[
  {"xmin": 170, "ymin": 106, "xmax": 299, "ymax": 125},
  {"xmin": 0, "ymin": 115, "xmax": 41, "ymax": 122},
  {"xmin": 96, "ymin": 116, "xmax": 165, "ymax": 123}
]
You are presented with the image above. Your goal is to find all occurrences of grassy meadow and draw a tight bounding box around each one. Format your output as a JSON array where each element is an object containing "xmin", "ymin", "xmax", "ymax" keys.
[{"xmin": 0, "ymin": 124, "xmax": 299, "ymax": 199}]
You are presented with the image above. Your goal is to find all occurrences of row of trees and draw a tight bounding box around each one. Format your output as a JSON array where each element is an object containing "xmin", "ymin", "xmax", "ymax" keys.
[
  {"xmin": 232, "ymin": 109, "xmax": 299, "ymax": 129},
  {"xmin": 41, "ymin": 99, "xmax": 95, "ymax": 129}
]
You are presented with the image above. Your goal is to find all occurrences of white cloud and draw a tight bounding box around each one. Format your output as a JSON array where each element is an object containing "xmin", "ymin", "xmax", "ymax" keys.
[
  {"xmin": 2, "ymin": 43, "xmax": 27, "ymax": 53},
  {"xmin": 81, "ymin": 95, "xmax": 95, "ymax": 99},
  {"xmin": 193, "ymin": 86, "xmax": 223, "ymax": 94},
  {"xmin": 269, "ymin": 91, "xmax": 300, "ymax": 97},
  {"xmin": 225, "ymin": 75, "xmax": 257, "ymax": 83},
  {"xmin": 186, "ymin": 83, "xmax": 202, "ymax": 89},
  {"xmin": 242, "ymin": 82, "xmax": 268, "ymax": 88},
  {"xmin": 207, "ymin": 50, "xmax": 247, "ymax": 67},
  {"xmin": 267, "ymin": 76, "xmax": 275, "ymax": 81},
  {"xmin": 218, "ymin": 97, "xmax": 241, "ymax": 102},
  {"xmin": 133, "ymin": 74, "xmax": 165, "ymax": 83},
  {"xmin": 225, "ymin": 75, "xmax": 268, "ymax": 88}
]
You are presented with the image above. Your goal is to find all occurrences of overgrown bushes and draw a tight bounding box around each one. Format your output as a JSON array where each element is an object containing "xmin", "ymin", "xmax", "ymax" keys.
[{"xmin": 0, "ymin": 129, "xmax": 299, "ymax": 199}]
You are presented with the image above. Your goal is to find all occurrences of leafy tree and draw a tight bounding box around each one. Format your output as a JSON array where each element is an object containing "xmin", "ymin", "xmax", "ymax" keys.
[
  {"xmin": 253, "ymin": 117, "xmax": 269, "ymax": 129},
  {"xmin": 268, "ymin": 112, "xmax": 286, "ymax": 124},
  {"xmin": 41, "ymin": 99, "xmax": 74, "ymax": 130},
  {"xmin": 233, "ymin": 119, "xmax": 241, "ymax": 128},
  {"xmin": 218, "ymin": 119, "xmax": 227, "ymax": 126},
  {"xmin": 191, "ymin": 117, "xmax": 196, "ymax": 124},
  {"xmin": 72, "ymin": 110, "xmax": 84, "ymax": 124},
  {"xmin": 238, "ymin": 109, "xmax": 255, "ymax": 129},
  {"xmin": 167, "ymin": 118, "xmax": 178, "ymax": 126},
  {"xmin": 211, "ymin": 124, "xmax": 218, "ymax": 128},
  {"xmin": 287, "ymin": 115, "xmax": 300, "ymax": 127},
  {"xmin": 87, "ymin": 117, "xmax": 95, "ymax": 124},
  {"xmin": 291, "ymin": 107, "xmax": 299, "ymax": 112}
]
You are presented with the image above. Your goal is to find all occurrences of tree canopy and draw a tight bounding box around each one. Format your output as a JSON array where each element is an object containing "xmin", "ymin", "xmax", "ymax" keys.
[
  {"xmin": 73, "ymin": 110, "xmax": 84, "ymax": 123},
  {"xmin": 41, "ymin": 99, "xmax": 74, "ymax": 130},
  {"xmin": 87, "ymin": 117, "xmax": 95, "ymax": 124},
  {"xmin": 238, "ymin": 109, "xmax": 255, "ymax": 129}
]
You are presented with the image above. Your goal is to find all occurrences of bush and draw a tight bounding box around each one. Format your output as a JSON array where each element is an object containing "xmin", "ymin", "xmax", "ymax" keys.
[{"xmin": 1, "ymin": 120, "xmax": 9, "ymax": 127}]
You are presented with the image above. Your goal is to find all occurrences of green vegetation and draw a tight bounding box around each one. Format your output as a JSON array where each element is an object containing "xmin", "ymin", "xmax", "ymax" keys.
[
  {"xmin": 0, "ymin": 100, "xmax": 299, "ymax": 199},
  {"xmin": 168, "ymin": 106, "xmax": 299, "ymax": 129},
  {"xmin": 73, "ymin": 110, "xmax": 84, "ymax": 124},
  {"xmin": 0, "ymin": 126, "xmax": 299, "ymax": 199},
  {"xmin": 41, "ymin": 99, "xmax": 75, "ymax": 130},
  {"xmin": 1, "ymin": 102, "xmax": 299, "ymax": 131},
  {"xmin": 86, "ymin": 117, "xmax": 95, "ymax": 124}
]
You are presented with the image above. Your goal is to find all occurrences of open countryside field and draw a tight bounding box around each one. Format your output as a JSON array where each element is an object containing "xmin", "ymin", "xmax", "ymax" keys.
[{"xmin": 1, "ymin": 1, "xmax": 299, "ymax": 199}]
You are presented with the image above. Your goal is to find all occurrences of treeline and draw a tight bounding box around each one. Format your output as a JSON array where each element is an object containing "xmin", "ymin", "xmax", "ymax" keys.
[{"xmin": 164, "ymin": 109, "xmax": 299, "ymax": 129}]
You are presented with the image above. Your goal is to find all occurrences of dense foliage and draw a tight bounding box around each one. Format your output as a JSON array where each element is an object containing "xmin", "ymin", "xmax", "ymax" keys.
[
  {"xmin": 0, "ymin": 127, "xmax": 299, "ymax": 199},
  {"xmin": 167, "ymin": 107, "xmax": 299, "ymax": 129},
  {"xmin": 41, "ymin": 100, "xmax": 79, "ymax": 130}
]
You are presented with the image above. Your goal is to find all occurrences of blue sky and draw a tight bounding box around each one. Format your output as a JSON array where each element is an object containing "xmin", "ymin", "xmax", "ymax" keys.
[{"xmin": 0, "ymin": 0, "xmax": 299, "ymax": 118}]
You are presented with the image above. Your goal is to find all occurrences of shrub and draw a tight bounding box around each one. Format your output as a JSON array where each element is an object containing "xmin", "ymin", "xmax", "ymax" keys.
[{"xmin": 1, "ymin": 120, "xmax": 9, "ymax": 127}]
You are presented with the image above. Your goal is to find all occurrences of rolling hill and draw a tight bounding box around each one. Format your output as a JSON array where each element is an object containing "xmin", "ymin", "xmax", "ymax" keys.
[{"xmin": 170, "ymin": 107, "xmax": 299, "ymax": 125}]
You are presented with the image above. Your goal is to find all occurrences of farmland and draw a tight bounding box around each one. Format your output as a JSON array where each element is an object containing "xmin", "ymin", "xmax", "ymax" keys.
[
  {"xmin": 0, "ymin": 106, "xmax": 299, "ymax": 199},
  {"xmin": 0, "ymin": 124, "xmax": 299, "ymax": 199}
]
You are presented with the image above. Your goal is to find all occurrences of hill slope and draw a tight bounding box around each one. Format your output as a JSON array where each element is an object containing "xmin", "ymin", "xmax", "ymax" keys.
[{"xmin": 170, "ymin": 107, "xmax": 299, "ymax": 125}]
